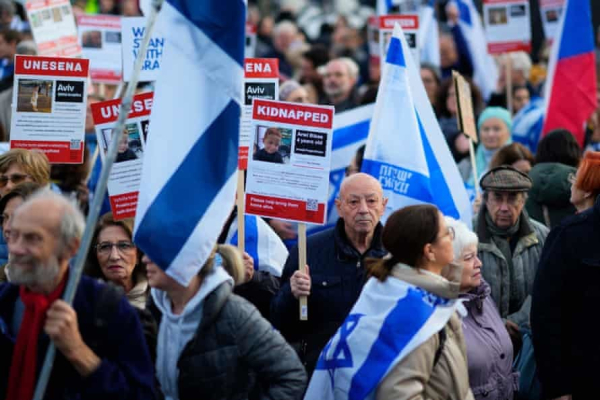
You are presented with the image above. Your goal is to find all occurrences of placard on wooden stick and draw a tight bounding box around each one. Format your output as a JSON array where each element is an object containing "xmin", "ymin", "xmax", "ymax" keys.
[{"xmin": 452, "ymin": 71, "xmax": 477, "ymax": 142}]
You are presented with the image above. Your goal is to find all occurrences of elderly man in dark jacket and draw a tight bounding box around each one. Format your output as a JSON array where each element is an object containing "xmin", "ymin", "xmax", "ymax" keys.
[
  {"xmin": 0, "ymin": 191, "xmax": 155, "ymax": 400},
  {"xmin": 532, "ymin": 196, "xmax": 600, "ymax": 400},
  {"xmin": 475, "ymin": 166, "xmax": 548, "ymax": 344},
  {"xmin": 271, "ymin": 173, "xmax": 388, "ymax": 377}
]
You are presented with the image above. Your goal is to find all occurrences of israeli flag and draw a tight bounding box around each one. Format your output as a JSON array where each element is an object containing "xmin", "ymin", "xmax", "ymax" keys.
[
  {"xmin": 362, "ymin": 24, "xmax": 472, "ymax": 226},
  {"xmin": 133, "ymin": 0, "xmax": 245, "ymax": 285},
  {"xmin": 452, "ymin": 0, "xmax": 498, "ymax": 101},
  {"xmin": 512, "ymin": 97, "xmax": 544, "ymax": 154},
  {"xmin": 419, "ymin": 0, "xmax": 440, "ymax": 67},
  {"xmin": 304, "ymin": 274, "xmax": 464, "ymax": 400},
  {"xmin": 308, "ymin": 104, "xmax": 373, "ymax": 236},
  {"xmin": 224, "ymin": 214, "xmax": 288, "ymax": 277}
]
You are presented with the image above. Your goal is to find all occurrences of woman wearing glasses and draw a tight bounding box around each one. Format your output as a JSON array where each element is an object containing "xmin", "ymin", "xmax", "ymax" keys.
[
  {"xmin": 0, "ymin": 149, "xmax": 50, "ymax": 196},
  {"xmin": 85, "ymin": 212, "xmax": 157, "ymax": 360}
]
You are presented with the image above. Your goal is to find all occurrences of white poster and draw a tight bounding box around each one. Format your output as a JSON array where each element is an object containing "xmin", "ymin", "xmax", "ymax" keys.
[
  {"xmin": 78, "ymin": 14, "xmax": 122, "ymax": 83},
  {"xmin": 26, "ymin": 0, "xmax": 81, "ymax": 57},
  {"xmin": 121, "ymin": 17, "xmax": 164, "ymax": 82},
  {"xmin": 483, "ymin": 0, "xmax": 532, "ymax": 54},
  {"xmin": 245, "ymin": 99, "xmax": 334, "ymax": 225},
  {"xmin": 539, "ymin": 0, "xmax": 565, "ymax": 43}
]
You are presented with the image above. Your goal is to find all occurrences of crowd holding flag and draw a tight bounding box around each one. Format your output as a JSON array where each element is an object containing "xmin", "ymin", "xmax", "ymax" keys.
[{"xmin": 0, "ymin": 0, "xmax": 599, "ymax": 399}]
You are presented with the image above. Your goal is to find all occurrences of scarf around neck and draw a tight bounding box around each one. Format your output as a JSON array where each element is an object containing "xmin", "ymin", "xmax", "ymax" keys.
[
  {"xmin": 6, "ymin": 272, "xmax": 68, "ymax": 400},
  {"xmin": 485, "ymin": 211, "xmax": 521, "ymax": 271}
]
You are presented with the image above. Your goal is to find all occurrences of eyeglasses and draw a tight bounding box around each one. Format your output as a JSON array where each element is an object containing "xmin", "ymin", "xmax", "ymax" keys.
[
  {"xmin": 435, "ymin": 226, "xmax": 455, "ymax": 242},
  {"xmin": 96, "ymin": 241, "xmax": 136, "ymax": 255},
  {"xmin": 568, "ymin": 173, "xmax": 577, "ymax": 185},
  {"xmin": 0, "ymin": 173, "xmax": 30, "ymax": 188}
]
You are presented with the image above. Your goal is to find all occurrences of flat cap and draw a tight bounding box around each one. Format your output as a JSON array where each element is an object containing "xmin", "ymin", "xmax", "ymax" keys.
[{"xmin": 480, "ymin": 165, "xmax": 532, "ymax": 192}]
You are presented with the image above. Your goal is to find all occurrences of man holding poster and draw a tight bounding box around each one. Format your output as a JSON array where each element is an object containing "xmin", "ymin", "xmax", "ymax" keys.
[{"xmin": 270, "ymin": 173, "xmax": 388, "ymax": 378}]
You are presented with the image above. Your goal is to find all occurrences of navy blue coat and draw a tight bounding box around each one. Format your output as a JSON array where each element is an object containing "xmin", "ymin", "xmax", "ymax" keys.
[
  {"xmin": 0, "ymin": 275, "xmax": 156, "ymax": 400},
  {"xmin": 531, "ymin": 197, "xmax": 600, "ymax": 399},
  {"xmin": 270, "ymin": 218, "xmax": 386, "ymax": 376}
]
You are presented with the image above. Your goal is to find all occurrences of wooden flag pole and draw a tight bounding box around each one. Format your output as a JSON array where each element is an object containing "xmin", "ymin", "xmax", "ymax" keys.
[
  {"xmin": 32, "ymin": 1, "xmax": 165, "ymax": 399},
  {"xmin": 506, "ymin": 55, "xmax": 513, "ymax": 115},
  {"xmin": 236, "ymin": 169, "xmax": 245, "ymax": 254},
  {"xmin": 298, "ymin": 222, "xmax": 308, "ymax": 321}
]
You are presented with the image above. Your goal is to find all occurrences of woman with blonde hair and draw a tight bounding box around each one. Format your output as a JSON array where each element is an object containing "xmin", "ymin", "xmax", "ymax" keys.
[{"xmin": 145, "ymin": 244, "xmax": 306, "ymax": 400}]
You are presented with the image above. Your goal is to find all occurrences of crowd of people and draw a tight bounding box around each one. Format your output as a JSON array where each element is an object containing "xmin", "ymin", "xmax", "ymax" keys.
[{"xmin": 0, "ymin": 0, "xmax": 598, "ymax": 399}]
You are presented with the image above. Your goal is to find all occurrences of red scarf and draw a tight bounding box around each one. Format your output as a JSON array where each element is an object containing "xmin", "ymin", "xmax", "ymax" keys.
[{"xmin": 6, "ymin": 274, "xmax": 68, "ymax": 400}]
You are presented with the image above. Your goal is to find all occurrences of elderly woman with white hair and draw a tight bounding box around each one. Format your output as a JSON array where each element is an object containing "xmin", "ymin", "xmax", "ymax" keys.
[{"xmin": 445, "ymin": 217, "xmax": 518, "ymax": 400}]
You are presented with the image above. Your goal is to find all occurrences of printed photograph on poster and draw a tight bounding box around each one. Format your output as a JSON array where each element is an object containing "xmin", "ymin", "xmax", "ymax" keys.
[
  {"xmin": 545, "ymin": 9, "xmax": 560, "ymax": 22},
  {"xmin": 16, "ymin": 80, "xmax": 53, "ymax": 113},
  {"xmin": 253, "ymin": 125, "xmax": 292, "ymax": 165},
  {"xmin": 82, "ymin": 30, "xmax": 102, "ymax": 48},
  {"xmin": 105, "ymin": 31, "xmax": 121, "ymax": 43},
  {"xmin": 489, "ymin": 7, "xmax": 508, "ymax": 25},
  {"xmin": 100, "ymin": 123, "xmax": 143, "ymax": 163},
  {"xmin": 244, "ymin": 99, "xmax": 334, "ymax": 225}
]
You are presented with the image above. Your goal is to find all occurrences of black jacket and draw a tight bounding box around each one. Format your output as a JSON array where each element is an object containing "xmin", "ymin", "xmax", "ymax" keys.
[
  {"xmin": 151, "ymin": 282, "xmax": 306, "ymax": 400},
  {"xmin": 270, "ymin": 218, "xmax": 386, "ymax": 376},
  {"xmin": 531, "ymin": 197, "xmax": 600, "ymax": 399}
]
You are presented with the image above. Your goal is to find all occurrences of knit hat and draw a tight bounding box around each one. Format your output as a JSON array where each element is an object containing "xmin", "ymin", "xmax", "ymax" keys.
[
  {"xmin": 279, "ymin": 80, "xmax": 302, "ymax": 102},
  {"xmin": 477, "ymin": 106, "xmax": 512, "ymax": 132}
]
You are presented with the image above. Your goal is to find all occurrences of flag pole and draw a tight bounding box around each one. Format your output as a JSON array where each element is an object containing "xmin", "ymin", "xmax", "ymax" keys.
[
  {"xmin": 237, "ymin": 170, "xmax": 245, "ymax": 253},
  {"xmin": 505, "ymin": 54, "xmax": 513, "ymax": 115},
  {"xmin": 298, "ymin": 222, "xmax": 308, "ymax": 321},
  {"xmin": 32, "ymin": 1, "xmax": 164, "ymax": 399}
]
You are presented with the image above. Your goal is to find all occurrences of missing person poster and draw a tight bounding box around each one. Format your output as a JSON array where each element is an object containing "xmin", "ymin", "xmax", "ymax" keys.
[
  {"xmin": 77, "ymin": 14, "xmax": 122, "ymax": 83},
  {"xmin": 26, "ymin": 0, "xmax": 81, "ymax": 57},
  {"xmin": 483, "ymin": 0, "xmax": 532, "ymax": 54},
  {"xmin": 539, "ymin": 0, "xmax": 564, "ymax": 43},
  {"xmin": 245, "ymin": 99, "xmax": 334, "ymax": 225},
  {"xmin": 121, "ymin": 17, "xmax": 164, "ymax": 82},
  {"xmin": 91, "ymin": 92, "xmax": 153, "ymax": 220},
  {"xmin": 239, "ymin": 58, "xmax": 279, "ymax": 169},
  {"xmin": 379, "ymin": 15, "xmax": 420, "ymax": 66},
  {"xmin": 10, "ymin": 55, "xmax": 89, "ymax": 163}
]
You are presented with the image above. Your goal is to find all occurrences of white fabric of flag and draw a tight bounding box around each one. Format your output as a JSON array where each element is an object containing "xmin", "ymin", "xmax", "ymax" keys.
[
  {"xmin": 361, "ymin": 24, "xmax": 472, "ymax": 227},
  {"xmin": 133, "ymin": 0, "xmax": 245, "ymax": 285}
]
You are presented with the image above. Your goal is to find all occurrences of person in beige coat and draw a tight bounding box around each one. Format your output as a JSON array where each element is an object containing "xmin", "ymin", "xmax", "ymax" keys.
[{"xmin": 371, "ymin": 205, "xmax": 474, "ymax": 400}]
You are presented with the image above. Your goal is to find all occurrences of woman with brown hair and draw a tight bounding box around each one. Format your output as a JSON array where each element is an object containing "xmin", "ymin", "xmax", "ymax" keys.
[
  {"xmin": 489, "ymin": 142, "xmax": 535, "ymax": 175},
  {"xmin": 304, "ymin": 205, "xmax": 473, "ymax": 400}
]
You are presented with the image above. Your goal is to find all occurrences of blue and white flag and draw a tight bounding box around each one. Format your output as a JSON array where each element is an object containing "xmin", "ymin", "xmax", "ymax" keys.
[
  {"xmin": 304, "ymin": 274, "xmax": 464, "ymax": 400},
  {"xmin": 362, "ymin": 24, "xmax": 472, "ymax": 226},
  {"xmin": 419, "ymin": 0, "xmax": 440, "ymax": 68},
  {"xmin": 133, "ymin": 0, "xmax": 245, "ymax": 285},
  {"xmin": 224, "ymin": 214, "xmax": 288, "ymax": 277},
  {"xmin": 452, "ymin": 0, "xmax": 498, "ymax": 101},
  {"xmin": 512, "ymin": 97, "xmax": 544, "ymax": 154},
  {"xmin": 307, "ymin": 104, "xmax": 373, "ymax": 236}
]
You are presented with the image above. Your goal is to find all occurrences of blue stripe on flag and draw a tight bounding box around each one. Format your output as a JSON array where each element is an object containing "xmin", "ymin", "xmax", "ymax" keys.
[
  {"xmin": 417, "ymin": 112, "xmax": 461, "ymax": 219},
  {"xmin": 362, "ymin": 159, "xmax": 433, "ymax": 202},
  {"xmin": 558, "ymin": 0, "xmax": 595, "ymax": 60},
  {"xmin": 456, "ymin": 0, "xmax": 472, "ymax": 26},
  {"xmin": 386, "ymin": 37, "xmax": 405, "ymax": 67},
  {"xmin": 332, "ymin": 120, "xmax": 371, "ymax": 150},
  {"xmin": 135, "ymin": 100, "xmax": 240, "ymax": 269},
  {"xmin": 230, "ymin": 215, "xmax": 260, "ymax": 270},
  {"xmin": 348, "ymin": 287, "xmax": 437, "ymax": 399},
  {"xmin": 168, "ymin": 0, "xmax": 245, "ymax": 66}
]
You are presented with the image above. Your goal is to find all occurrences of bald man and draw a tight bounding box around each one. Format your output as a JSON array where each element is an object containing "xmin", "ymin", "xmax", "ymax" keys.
[{"xmin": 271, "ymin": 173, "xmax": 388, "ymax": 377}]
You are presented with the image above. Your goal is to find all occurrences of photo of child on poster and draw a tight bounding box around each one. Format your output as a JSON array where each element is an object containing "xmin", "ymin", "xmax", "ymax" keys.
[
  {"xmin": 17, "ymin": 79, "xmax": 53, "ymax": 113},
  {"xmin": 253, "ymin": 126, "xmax": 292, "ymax": 164},
  {"xmin": 101, "ymin": 123, "xmax": 143, "ymax": 163}
]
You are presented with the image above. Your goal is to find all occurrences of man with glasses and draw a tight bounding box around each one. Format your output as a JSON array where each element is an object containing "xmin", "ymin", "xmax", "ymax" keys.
[
  {"xmin": 476, "ymin": 165, "xmax": 549, "ymax": 349},
  {"xmin": 0, "ymin": 190, "xmax": 156, "ymax": 399},
  {"xmin": 271, "ymin": 173, "xmax": 388, "ymax": 377}
]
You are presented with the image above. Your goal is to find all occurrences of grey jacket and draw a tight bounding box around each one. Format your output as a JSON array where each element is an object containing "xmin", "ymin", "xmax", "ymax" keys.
[
  {"xmin": 475, "ymin": 209, "xmax": 549, "ymax": 327},
  {"xmin": 152, "ymin": 282, "xmax": 307, "ymax": 400}
]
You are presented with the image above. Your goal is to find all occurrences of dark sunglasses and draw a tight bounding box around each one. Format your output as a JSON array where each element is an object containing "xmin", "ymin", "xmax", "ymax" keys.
[{"xmin": 0, "ymin": 174, "xmax": 30, "ymax": 188}]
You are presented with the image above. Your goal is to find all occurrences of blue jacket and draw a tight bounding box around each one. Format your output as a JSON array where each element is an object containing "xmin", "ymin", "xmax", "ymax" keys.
[
  {"xmin": 270, "ymin": 218, "xmax": 386, "ymax": 376},
  {"xmin": 0, "ymin": 275, "xmax": 156, "ymax": 400}
]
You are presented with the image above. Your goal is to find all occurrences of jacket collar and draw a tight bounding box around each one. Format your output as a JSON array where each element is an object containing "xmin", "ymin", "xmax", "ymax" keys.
[
  {"xmin": 476, "ymin": 204, "xmax": 538, "ymax": 248},
  {"xmin": 334, "ymin": 218, "xmax": 386, "ymax": 261},
  {"xmin": 459, "ymin": 279, "xmax": 491, "ymax": 311}
]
